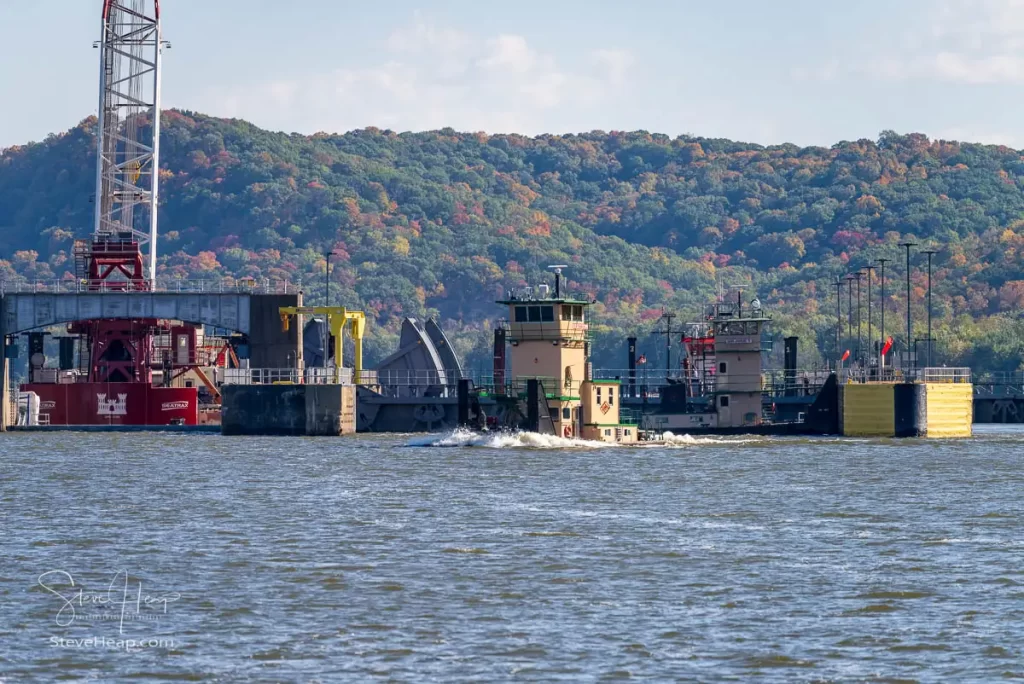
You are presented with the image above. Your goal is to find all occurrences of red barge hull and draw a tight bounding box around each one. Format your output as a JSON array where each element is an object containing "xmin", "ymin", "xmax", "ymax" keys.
[{"xmin": 21, "ymin": 383, "xmax": 198, "ymax": 426}]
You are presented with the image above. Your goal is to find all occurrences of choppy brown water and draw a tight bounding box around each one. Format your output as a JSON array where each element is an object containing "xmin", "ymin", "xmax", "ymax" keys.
[{"xmin": 1, "ymin": 426, "xmax": 1023, "ymax": 681}]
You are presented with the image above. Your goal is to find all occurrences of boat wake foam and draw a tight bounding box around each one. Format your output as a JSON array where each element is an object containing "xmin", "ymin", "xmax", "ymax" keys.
[
  {"xmin": 406, "ymin": 428, "xmax": 611, "ymax": 449},
  {"xmin": 647, "ymin": 431, "xmax": 763, "ymax": 447},
  {"xmin": 406, "ymin": 428, "xmax": 763, "ymax": 449}
]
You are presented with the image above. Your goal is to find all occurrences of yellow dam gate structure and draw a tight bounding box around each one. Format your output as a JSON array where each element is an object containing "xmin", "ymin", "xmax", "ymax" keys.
[{"xmin": 838, "ymin": 368, "xmax": 973, "ymax": 438}]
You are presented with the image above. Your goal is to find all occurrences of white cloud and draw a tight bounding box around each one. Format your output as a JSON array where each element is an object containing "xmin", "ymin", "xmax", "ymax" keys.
[
  {"xmin": 192, "ymin": 17, "xmax": 635, "ymax": 135},
  {"xmin": 790, "ymin": 60, "xmax": 840, "ymax": 83},
  {"xmin": 478, "ymin": 35, "xmax": 539, "ymax": 74},
  {"xmin": 865, "ymin": 0, "xmax": 1024, "ymax": 84},
  {"xmin": 591, "ymin": 49, "xmax": 635, "ymax": 86},
  {"xmin": 932, "ymin": 52, "xmax": 1024, "ymax": 84},
  {"xmin": 385, "ymin": 15, "xmax": 471, "ymax": 55}
]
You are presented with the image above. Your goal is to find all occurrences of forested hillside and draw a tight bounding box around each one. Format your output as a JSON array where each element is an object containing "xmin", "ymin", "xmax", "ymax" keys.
[{"xmin": 2, "ymin": 112, "xmax": 1024, "ymax": 371}]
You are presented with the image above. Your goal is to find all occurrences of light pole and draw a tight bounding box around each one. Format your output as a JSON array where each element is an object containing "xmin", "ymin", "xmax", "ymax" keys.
[
  {"xmin": 877, "ymin": 258, "xmax": 889, "ymax": 366},
  {"xmin": 324, "ymin": 250, "xmax": 341, "ymax": 307},
  {"xmin": 855, "ymin": 271, "xmax": 864, "ymax": 364},
  {"xmin": 864, "ymin": 265, "xmax": 875, "ymax": 363},
  {"xmin": 833, "ymin": 279, "xmax": 843, "ymax": 365},
  {"xmin": 846, "ymin": 274, "xmax": 855, "ymax": 344},
  {"xmin": 922, "ymin": 249, "xmax": 937, "ymax": 369},
  {"xmin": 899, "ymin": 242, "xmax": 917, "ymax": 368},
  {"xmin": 651, "ymin": 311, "xmax": 679, "ymax": 378},
  {"xmin": 324, "ymin": 250, "xmax": 341, "ymax": 369}
]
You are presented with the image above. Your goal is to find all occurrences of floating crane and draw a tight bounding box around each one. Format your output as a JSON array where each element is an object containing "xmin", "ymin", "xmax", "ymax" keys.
[
  {"xmin": 81, "ymin": 0, "xmax": 167, "ymax": 287},
  {"xmin": 68, "ymin": 1, "xmax": 170, "ymax": 387}
]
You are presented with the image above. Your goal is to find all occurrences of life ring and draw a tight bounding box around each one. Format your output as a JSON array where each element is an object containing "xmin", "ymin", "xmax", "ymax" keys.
[{"xmin": 563, "ymin": 425, "xmax": 573, "ymax": 438}]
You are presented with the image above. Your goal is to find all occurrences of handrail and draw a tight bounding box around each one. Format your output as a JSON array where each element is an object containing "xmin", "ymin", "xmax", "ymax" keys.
[
  {"xmin": 222, "ymin": 368, "xmax": 354, "ymax": 386},
  {"xmin": 0, "ymin": 278, "xmax": 297, "ymax": 295}
]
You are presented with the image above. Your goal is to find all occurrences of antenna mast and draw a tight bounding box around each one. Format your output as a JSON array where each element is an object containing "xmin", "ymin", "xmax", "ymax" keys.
[
  {"xmin": 650, "ymin": 310, "xmax": 680, "ymax": 377},
  {"xmin": 548, "ymin": 265, "xmax": 568, "ymax": 298},
  {"xmin": 93, "ymin": 0, "xmax": 165, "ymax": 282}
]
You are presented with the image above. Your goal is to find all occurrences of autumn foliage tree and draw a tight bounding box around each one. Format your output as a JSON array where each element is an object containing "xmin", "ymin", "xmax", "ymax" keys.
[{"xmin": 3, "ymin": 113, "xmax": 1024, "ymax": 369}]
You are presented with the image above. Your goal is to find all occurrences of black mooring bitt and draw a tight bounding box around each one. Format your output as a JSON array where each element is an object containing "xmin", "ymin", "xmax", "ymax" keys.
[
  {"xmin": 783, "ymin": 336, "xmax": 798, "ymax": 397},
  {"xmin": 526, "ymin": 379, "xmax": 540, "ymax": 432},
  {"xmin": 894, "ymin": 382, "xmax": 926, "ymax": 438},
  {"xmin": 627, "ymin": 336, "xmax": 637, "ymax": 398},
  {"xmin": 457, "ymin": 378, "xmax": 471, "ymax": 427}
]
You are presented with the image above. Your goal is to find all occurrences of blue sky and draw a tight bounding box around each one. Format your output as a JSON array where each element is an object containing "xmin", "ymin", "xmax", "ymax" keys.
[{"xmin": 3, "ymin": 0, "xmax": 1024, "ymax": 148}]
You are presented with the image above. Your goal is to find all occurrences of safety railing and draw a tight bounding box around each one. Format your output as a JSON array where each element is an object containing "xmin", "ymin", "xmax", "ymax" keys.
[
  {"xmin": 222, "ymin": 367, "xmax": 354, "ymax": 386},
  {"xmin": 362, "ymin": 370, "xmax": 587, "ymax": 399},
  {"xmin": 595, "ymin": 368, "xmax": 832, "ymax": 399},
  {"xmin": 762, "ymin": 369, "xmax": 832, "ymax": 397},
  {"xmin": 0, "ymin": 278, "xmax": 297, "ymax": 295},
  {"xmin": 974, "ymin": 371, "xmax": 1024, "ymax": 385},
  {"xmin": 6, "ymin": 383, "xmax": 18, "ymax": 429},
  {"xmin": 592, "ymin": 369, "xmax": 661, "ymax": 399},
  {"xmin": 837, "ymin": 366, "xmax": 972, "ymax": 384},
  {"xmin": 918, "ymin": 367, "xmax": 972, "ymax": 384},
  {"xmin": 366, "ymin": 369, "xmax": 467, "ymax": 389},
  {"xmin": 151, "ymin": 344, "xmax": 235, "ymax": 369},
  {"xmin": 619, "ymin": 407, "xmax": 642, "ymax": 425},
  {"xmin": 973, "ymin": 372, "xmax": 1024, "ymax": 397}
]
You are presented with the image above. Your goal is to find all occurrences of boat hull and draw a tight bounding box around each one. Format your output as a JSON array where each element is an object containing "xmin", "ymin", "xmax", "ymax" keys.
[{"xmin": 20, "ymin": 383, "xmax": 198, "ymax": 426}]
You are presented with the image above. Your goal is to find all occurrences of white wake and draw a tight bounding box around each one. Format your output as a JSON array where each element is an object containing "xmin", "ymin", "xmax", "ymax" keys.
[
  {"xmin": 406, "ymin": 428, "xmax": 762, "ymax": 449},
  {"xmin": 651, "ymin": 431, "xmax": 762, "ymax": 446},
  {"xmin": 406, "ymin": 428, "xmax": 611, "ymax": 449}
]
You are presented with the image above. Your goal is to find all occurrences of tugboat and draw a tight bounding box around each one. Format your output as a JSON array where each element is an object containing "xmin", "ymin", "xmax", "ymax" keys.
[
  {"xmin": 453, "ymin": 273, "xmax": 840, "ymax": 442},
  {"xmin": 461, "ymin": 266, "xmax": 640, "ymax": 443},
  {"xmin": 638, "ymin": 296, "xmax": 840, "ymax": 436}
]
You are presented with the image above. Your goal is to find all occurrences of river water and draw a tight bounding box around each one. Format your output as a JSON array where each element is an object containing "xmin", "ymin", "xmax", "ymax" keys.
[{"xmin": 1, "ymin": 426, "xmax": 1022, "ymax": 681}]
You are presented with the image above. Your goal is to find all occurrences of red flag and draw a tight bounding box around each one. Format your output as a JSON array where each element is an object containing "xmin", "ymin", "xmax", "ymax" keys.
[
  {"xmin": 637, "ymin": 354, "xmax": 647, "ymax": 364},
  {"xmin": 880, "ymin": 336, "xmax": 893, "ymax": 357},
  {"xmin": 841, "ymin": 349, "xmax": 851, "ymax": 362}
]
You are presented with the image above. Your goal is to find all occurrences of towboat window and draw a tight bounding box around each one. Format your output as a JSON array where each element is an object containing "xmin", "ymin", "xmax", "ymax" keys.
[
  {"xmin": 562, "ymin": 407, "xmax": 571, "ymax": 419},
  {"xmin": 514, "ymin": 306, "xmax": 527, "ymax": 322},
  {"xmin": 573, "ymin": 305, "xmax": 584, "ymax": 321},
  {"xmin": 596, "ymin": 387, "xmax": 602, "ymax": 402},
  {"xmin": 719, "ymin": 395, "xmax": 730, "ymax": 407},
  {"xmin": 528, "ymin": 306, "xmax": 541, "ymax": 322},
  {"xmin": 719, "ymin": 362, "xmax": 727, "ymax": 374},
  {"xmin": 541, "ymin": 306, "xmax": 554, "ymax": 322},
  {"xmin": 605, "ymin": 429, "xmax": 611, "ymax": 436},
  {"xmin": 744, "ymin": 321, "xmax": 759, "ymax": 334},
  {"xmin": 561, "ymin": 305, "xmax": 572, "ymax": 321},
  {"xmin": 608, "ymin": 387, "xmax": 614, "ymax": 406}
]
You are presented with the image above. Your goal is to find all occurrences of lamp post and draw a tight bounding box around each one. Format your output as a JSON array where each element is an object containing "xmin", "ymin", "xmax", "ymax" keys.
[
  {"xmin": 922, "ymin": 249, "xmax": 937, "ymax": 369},
  {"xmin": 877, "ymin": 258, "xmax": 889, "ymax": 366},
  {"xmin": 651, "ymin": 311, "xmax": 679, "ymax": 378},
  {"xmin": 864, "ymin": 265, "xmax": 875, "ymax": 364},
  {"xmin": 324, "ymin": 250, "xmax": 341, "ymax": 370},
  {"xmin": 899, "ymin": 242, "xmax": 917, "ymax": 368},
  {"xmin": 846, "ymin": 274, "xmax": 855, "ymax": 344},
  {"xmin": 855, "ymin": 271, "xmax": 864, "ymax": 364},
  {"xmin": 833, "ymin": 279, "xmax": 843, "ymax": 365},
  {"xmin": 323, "ymin": 250, "xmax": 341, "ymax": 307}
]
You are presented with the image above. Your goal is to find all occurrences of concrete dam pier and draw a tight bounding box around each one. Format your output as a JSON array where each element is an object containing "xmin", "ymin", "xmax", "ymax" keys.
[{"xmin": 221, "ymin": 384, "xmax": 356, "ymax": 436}]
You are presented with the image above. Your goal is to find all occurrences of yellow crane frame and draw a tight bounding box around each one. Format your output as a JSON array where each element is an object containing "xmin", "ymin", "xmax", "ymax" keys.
[{"xmin": 279, "ymin": 306, "xmax": 366, "ymax": 384}]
